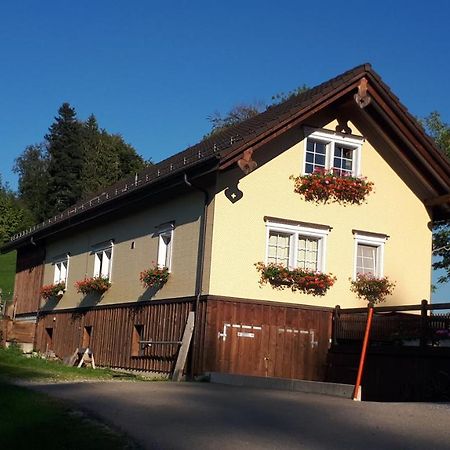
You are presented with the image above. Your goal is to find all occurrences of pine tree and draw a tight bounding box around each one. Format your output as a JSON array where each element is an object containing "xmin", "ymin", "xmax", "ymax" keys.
[{"xmin": 45, "ymin": 103, "xmax": 84, "ymax": 216}]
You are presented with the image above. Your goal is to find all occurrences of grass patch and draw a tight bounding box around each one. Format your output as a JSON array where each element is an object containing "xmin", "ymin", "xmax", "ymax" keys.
[
  {"xmin": 0, "ymin": 380, "xmax": 137, "ymax": 449},
  {"xmin": 0, "ymin": 345, "xmax": 146, "ymax": 382},
  {"xmin": 0, "ymin": 251, "xmax": 16, "ymax": 302}
]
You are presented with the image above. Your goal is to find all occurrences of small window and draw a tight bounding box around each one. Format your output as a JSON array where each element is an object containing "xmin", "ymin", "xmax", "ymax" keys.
[
  {"xmin": 353, "ymin": 232, "xmax": 387, "ymax": 278},
  {"xmin": 266, "ymin": 220, "xmax": 329, "ymax": 272},
  {"xmin": 53, "ymin": 255, "xmax": 69, "ymax": 284},
  {"xmin": 157, "ymin": 225, "xmax": 173, "ymax": 271},
  {"xmin": 303, "ymin": 130, "xmax": 362, "ymax": 176},
  {"xmin": 92, "ymin": 241, "xmax": 113, "ymax": 279}
]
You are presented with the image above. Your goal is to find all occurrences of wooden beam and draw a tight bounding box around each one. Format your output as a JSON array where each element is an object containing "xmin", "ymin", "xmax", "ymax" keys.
[
  {"xmin": 424, "ymin": 193, "xmax": 450, "ymax": 207},
  {"xmin": 172, "ymin": 311, "xmax": 195, "ymax": 382},
  {"xmin": 219, "ymin": 80, "xmax": 362, "ymax": 171}
]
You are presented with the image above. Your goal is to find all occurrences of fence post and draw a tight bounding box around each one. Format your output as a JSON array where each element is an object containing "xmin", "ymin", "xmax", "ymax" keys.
[
  {"xmin": 420, "ymin": 299, "xmax": 428, "ymax": 348},
  {"xmin": 332, "ymin": 305, "xmax": 340, "ymax": 345}
]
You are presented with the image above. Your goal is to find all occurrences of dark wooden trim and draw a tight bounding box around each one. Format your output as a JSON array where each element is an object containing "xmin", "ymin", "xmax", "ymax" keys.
[
  {"xmin": 37, "ymin": 296, "xmax": 198, "ymax": 316},
  {"xmin": 37, "ymin": 294, "xmax": 335, "ymax": 316},
  {"xmin": 219, "ymin": 81, "xmax": 362, "ymax": 171},
  {"xmin": 340, "ymin": 302, "xmax": 450, "ymax": 314},
  {"xmin": 424, "ymin": 193, "xmax": 450, "ymax": 207},
  {"xmin": 367, "ymin": 85, "xmax": 450, "ymax": 187},
  {"xmin": 205, "ymin": 294, "xmax": 335, "ymax": 312}
]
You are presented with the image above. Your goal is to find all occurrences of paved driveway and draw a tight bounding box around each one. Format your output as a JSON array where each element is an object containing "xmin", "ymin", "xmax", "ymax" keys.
[{"xmin": 32, "ymin": 381, "xmax": 450, "ymax": 449}]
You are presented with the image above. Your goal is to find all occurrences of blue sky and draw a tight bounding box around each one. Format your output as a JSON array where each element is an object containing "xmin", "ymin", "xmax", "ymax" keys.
[{"xmin": 0, "ymin": 0, "xmax": 449, "ymax": 300}]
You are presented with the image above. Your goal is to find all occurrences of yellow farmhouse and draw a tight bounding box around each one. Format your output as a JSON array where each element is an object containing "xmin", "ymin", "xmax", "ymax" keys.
[{"xmin": 2, "ymin": 64, "xmax": 449, "ymax": 380}]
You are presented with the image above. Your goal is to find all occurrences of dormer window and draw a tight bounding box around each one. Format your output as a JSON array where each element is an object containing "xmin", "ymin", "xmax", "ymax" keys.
[{"xmin": 303, "ymin": 130, "xmax": 363, "ymax": 176}]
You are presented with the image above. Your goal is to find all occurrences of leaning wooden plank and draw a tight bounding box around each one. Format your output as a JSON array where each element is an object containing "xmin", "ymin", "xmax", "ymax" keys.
[
  {"xmin": 77, "ymin": 348, "xmax": 89, "ymax": 368},
  {"xmin": 172, "ymin": 311, "xmax": 195, "ymax": 382}
]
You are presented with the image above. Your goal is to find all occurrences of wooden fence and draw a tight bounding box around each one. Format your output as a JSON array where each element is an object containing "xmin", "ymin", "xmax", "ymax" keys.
[
  {"xmin": 333, "ymin": 300, "xmax": 450, "ymax": 346},
  {"xmin": 328, "ymin": 300, "xmax": 450, "ymax": 401}
]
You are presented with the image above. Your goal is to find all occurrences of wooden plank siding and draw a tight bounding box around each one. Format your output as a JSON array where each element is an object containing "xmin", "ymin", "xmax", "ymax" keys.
[
  {"xmin": 14, "ymin": 246, "xmax": 45, "ymax": 315},
  {"xmin": 201, "ymin": 297, "xmax": 333, "ymax": 381},
  {"xmin": 34, "ymin": 296, "xmax": 332, "ymax": 380},
  {"xmin": 35, "ymin": 298, "xmax": 194, "ymax": 374}
]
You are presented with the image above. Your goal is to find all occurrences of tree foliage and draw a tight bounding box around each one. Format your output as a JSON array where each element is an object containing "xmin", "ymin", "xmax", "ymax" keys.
[
  {"xmin": 46, "ymin": 103, "xmax": 85, "ymax": 216},
  {"xmin": 204, "ymin": 103, "xmax": 264, "ymax": 138},
  {"xmin": 421, "ymin": 112, "xmax": 450, "ymax": 159},
  {"xmin": 205, "ymin": 85, "xmax": 309, "ymax": 138},
  {"xmin": 14, "ymin": 103, "xmax": 148, "ymax": 221},
  {"xmin": 13, "ymin": 144, "xmax": 49, "ymax": 221},
  {"xmin": 0, "ymin": 176, "xmax": 34, "ymax": 243},
  {"xmin": 422, "ymin": 112, "xmax": 450, "ymax": 284}
]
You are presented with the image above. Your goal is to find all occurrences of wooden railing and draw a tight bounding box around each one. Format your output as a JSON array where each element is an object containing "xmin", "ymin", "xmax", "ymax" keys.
[{"xmin": 332, "ymin": 300, "xmax": 450, "ymax": 346}]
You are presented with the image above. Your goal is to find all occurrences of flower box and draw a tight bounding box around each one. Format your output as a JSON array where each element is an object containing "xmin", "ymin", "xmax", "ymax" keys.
[
  {"xmin": 350, "ymin": 273, "xmax": 395, "ymax": 305},
  {"xmin": 255, "ymin": 262, "xmax": 336, "ymax": 296},
  {"xmin": 75, "ymin": 276, "xmax": 111, "ymax": 295},
  {"xmin": 290, "ymin": 169, "xmax": 374, "ymax": 205},
  {"xmin": 140, "ymin": 265, "xmax": 169, "ymax": 289},
  {"xmin": 40, "ymin": 282, "xmax": 65, "ymax": 300}
]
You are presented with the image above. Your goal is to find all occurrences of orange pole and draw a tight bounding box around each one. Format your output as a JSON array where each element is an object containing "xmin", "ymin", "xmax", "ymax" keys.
[{"xmin": 352, "ymin": 306, "xmax": 374, "ymax": 401}]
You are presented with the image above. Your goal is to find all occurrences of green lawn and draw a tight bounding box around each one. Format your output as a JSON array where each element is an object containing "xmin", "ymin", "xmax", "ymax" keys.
[
  {"xmin": 0, "ymin": 345, "xmax": 144, "ymax": 382},
  {"xmin": 0, "ymin": 251, "xmax": 16, "ymax": 302},
  {"xmin": 0, "ymin": 380, "xmax": 137, "ymax": 449}
]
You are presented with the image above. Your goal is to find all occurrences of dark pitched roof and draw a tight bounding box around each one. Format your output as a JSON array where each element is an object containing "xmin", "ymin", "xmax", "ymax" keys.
[{"xmin": 3, "ymin": 63, "xmax": 449, "ymax": 252}]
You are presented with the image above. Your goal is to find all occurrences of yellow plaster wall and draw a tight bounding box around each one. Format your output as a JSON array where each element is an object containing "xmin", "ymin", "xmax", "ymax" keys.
[
  {"xmin": 208, "ymin": 121, "xmax": 432, "ymax": 308},
  {"xmin": 41, "ymin": 191, "xmax": 203, "ymax": 310}
]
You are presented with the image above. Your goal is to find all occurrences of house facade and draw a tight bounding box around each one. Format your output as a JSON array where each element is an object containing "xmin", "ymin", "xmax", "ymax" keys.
[{"xmin": 3, "ymin": 64, "xmax": 449, "ymax": 380}]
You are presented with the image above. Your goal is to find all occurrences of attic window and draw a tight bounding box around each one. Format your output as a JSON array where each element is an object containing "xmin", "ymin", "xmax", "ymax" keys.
[{"xmin": 303, "ymin": 130, "xmax": 363, "ymax": 176}]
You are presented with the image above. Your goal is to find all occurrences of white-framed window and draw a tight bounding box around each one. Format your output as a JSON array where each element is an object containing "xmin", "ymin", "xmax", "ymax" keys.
[
  {"xmin": 53, "ymin": 255, "xmax": 69, "ymax": 285},
  {"xmin": 353, "ymin": 232, "xmax": 387, "ymax": 279},
  {"xmin": 265, "ymin": 220, "xmax": 329, "ymax": 272},
  {"xmin": 303, "ymin": 129, "xmax": 363, "ymax": 176},
  {"xmin": 92, "ymin": 240, "xmax": 113, "ymax": 279},
  {"xmin": 156, "ymin": 224, "xmax": 174, "ymax": 271}
]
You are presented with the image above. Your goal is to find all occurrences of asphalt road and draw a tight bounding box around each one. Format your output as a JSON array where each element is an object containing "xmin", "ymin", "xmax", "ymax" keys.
[{"xmin": 31, "ymin": 381, "xmax": 450, "ymax": 450}]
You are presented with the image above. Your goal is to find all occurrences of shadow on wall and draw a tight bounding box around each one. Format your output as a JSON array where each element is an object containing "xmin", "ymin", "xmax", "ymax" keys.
[
  {"xmin": 78, "ymin": 292, "xmax": 104, "ymax": 308},
  {"xmin": 138, "ymin": 285, "xmax": 163, "ymax": 302}
]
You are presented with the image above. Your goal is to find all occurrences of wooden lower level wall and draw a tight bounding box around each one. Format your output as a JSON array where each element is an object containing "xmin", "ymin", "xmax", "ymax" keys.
[
  {"xmin": 201, "ymin": 297, "xmax": 333, "ymax": 381},
  {"xmin": 35, "ymin": 296, "xmax": 333, "ymax": 380},
  {"xmin": 1, "ymin": 319, "xmax": 36, "ymax": 345},
  {"xmin": 36, "ymin": 299, "xmax": 194, "ymax": 374}
]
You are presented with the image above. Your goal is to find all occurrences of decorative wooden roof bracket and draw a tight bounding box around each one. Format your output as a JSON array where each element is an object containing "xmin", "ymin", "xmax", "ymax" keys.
[
  {"xmin": 354, "ymin": 77, "xmax": 371, "ymax": 108},
  {"xmin": 237, "ymin": 148, "xmax": 257, "ymax": 175}
]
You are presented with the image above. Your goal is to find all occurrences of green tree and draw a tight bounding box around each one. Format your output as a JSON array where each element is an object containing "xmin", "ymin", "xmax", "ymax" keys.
[
  {"xmin": 422, "ymin": 112, "xmax": 450, "ymax": 284},
  {"xmin": 13, "ymin": 143, "xmax": 49, "ymax": 221},
  {"xmin": 80, "ymin": 114, "xmax": 147, "ymax": 198},
  {"xmin": 0, "ymin": 176, "xmax": 34, "ymax": 243},
  {"xmin": 422, "ymin": 112, "xmax": 450, "ymax": 159},
  {"xmin": 46, "ymin": 103, "xmax": 84, "ymax": 216},
  {"xmin": 204, "ymin": 85, "xmax": 309, "ymax": 138},
  {"xmin": 14, "ymin": 105, "xmax": 149, "ymax": 219},
  {"xmin": 204, "ymin": 103, "xmax": 264, "ymax": 139}
]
